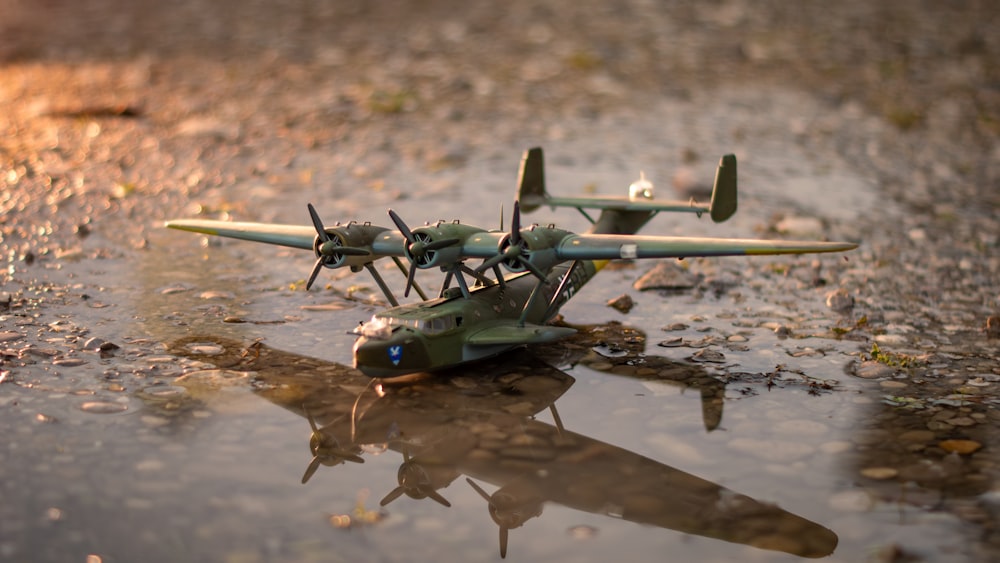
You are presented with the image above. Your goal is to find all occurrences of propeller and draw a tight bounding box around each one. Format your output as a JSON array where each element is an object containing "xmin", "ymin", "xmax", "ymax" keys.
[
  {"xmin": 388, "ymin": 209, "xmax": 460, "ymax": 297},
  {"xmin": 305, "ymin": 203, "xmax": 370, "ymax": 290},
  {"xmin": 475, "ymin": 201, "xmax": 548, "ymax": 282},
  {"xmin": 379, "ymin": 452, "xmax": 451, "ymax": 508},
  {"xmin": 301, "ymin": 405, "xmax": 363, "ymax": 484},
  {"xmin": 466, "ymin": 478, "xmax": 542, "ymax": 559}
]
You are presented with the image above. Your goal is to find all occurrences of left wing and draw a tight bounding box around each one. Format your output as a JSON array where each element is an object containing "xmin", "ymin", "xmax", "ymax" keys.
[
  {"xmin": 555, "ymin": 234, "xmax": 857, "ymax": 261},
  {"xmin": 165, "ymin": 220, "xmax": 318, "ymax": 250}
]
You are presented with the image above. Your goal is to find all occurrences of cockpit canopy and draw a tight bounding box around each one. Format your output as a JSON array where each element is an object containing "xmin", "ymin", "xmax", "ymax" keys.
[{"xmin": 354, "ymin": 313, "xmax": 460, "ymax": 340}]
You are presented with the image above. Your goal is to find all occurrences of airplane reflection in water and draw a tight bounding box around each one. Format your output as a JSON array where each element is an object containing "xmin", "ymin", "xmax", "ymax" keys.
[{"xmin": 172, "ymin": 336, "xmax": 837, "ymax": 559}]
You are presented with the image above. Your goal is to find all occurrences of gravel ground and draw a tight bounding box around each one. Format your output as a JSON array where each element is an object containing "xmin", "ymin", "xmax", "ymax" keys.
[{"xmin": 2, "ymin": 1, "xmax": 999, "ymax": 561}]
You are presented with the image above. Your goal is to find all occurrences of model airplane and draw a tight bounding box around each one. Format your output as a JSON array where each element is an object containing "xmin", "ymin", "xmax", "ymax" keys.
[{"xmin": 167, "ymin": 148, "xmax": 857, "ymax": 377}]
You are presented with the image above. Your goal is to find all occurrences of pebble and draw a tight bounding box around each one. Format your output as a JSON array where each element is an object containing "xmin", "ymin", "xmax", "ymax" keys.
[
  {"xmin": 53, "ymin": 358, "xmax": 87, "ymax": 367},
  {"xmin": 80, "ymin": 401, "xmax": 128, "ymax": 414},
  {"xmin": 689, "ymin": 349, "xmax": 725, "ymax": 363},
  {"xmin": 633, "ymin": 261, "xmax": 699, "ymax": 291},
  {"xmin": 606, "ymin": 294, "xmax": 634, "ymax": 313},
  {"xmin": 199, "ymin": 291, "xmax": 235, "ymax": 300},
  {"xmin": 860, "ymin": 467, "xmax": 899, "ymax": 480},
  {"xmin": 938, "ymin": 440, "xmax": 982, "ymax": 455},
  {"xmin": 0, "ymin": 331, "xmax": 23, "ymax": 343},
  {"xmin": 825, "ymin": 288, "xmax": 854, "ymax": 313},
  {"xmin": 854, "ymin": 361, "xmax": 896, "ymax": 379}
]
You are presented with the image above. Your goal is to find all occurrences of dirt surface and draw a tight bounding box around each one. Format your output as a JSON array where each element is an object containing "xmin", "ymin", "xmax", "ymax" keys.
[{"xmin": 2, "ymin": 1, "xmax": 999, "ymax": 562}]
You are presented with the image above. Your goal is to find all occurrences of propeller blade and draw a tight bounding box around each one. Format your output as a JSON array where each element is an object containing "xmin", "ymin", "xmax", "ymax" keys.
[
  {"xmin": 404, "ymin": 263, "xmax": 418, "ymax": 298},
  {"xmin": 307, "ymin": 203, "xmax": 330, "ymax": 242},
  {"xmin": 388, "ymin": 209, "xmax": 415, "ymax": 243},
  {"xmin": 500, "ymin": 526, "xmax": 509, "ymax": 559},
  {"xmin": 428, "ymin": 490, "xmax": 452, "ymax": 508},
  {"xmin": 305, "ymin": 257, "xmax": 325, "ymax": 290},
  {"xmin": 302, "ymin": 456, "xmax": 322, "ymax": 484},
  {"xmin": 339, "ymin": 451, "xmax": 365, "ymax": 464},
  {"xmin": 475, "ymin": 252, "xmax": 508, "ymax": 274},
  {"xmin": 380, "ymin": 486, "xmax": 406, "ymax": 506},
  {"xmin": 510, "ymin": 201, "xmax": 521, "ymax": 246},
  {"xmin": 466, "ymin": 478, "xmax": 492, "ymax": 502}
]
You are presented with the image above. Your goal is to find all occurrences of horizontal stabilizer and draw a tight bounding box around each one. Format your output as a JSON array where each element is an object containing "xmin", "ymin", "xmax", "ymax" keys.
[
  {"xmin": 467, "ymin": 323, "xmax": 576, "ymax": 346},
  {"xmin": 517, "ymin": 148, "xmax": 737, "ymax": 223},
  {"xmin": 166, "ymin": 220, "xmax": 316, "ymax": 250}
]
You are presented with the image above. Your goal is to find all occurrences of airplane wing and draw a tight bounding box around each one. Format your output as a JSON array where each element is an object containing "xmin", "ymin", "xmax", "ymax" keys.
[
  {"xmin": 166, "ymin": 219, "xmax": 410, "ymax": 256},
  {"xmin": 556, "ymin": 234, "xmax": 857, "ymax": 261},
  {"xmin": 165, "ymin": 220, "xmax": 318, "ymax": 250},
  {"xmin": 466, "ymin": 322, "xmax": 577, "ymax": 346}
]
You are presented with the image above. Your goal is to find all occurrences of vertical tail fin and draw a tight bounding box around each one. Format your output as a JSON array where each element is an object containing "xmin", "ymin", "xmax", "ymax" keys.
[
  {"xmin": 516, "ymin": 147, "xmax": 547, "ymax": 212},
  {"xmin": 709, "ymin": 154, "xmax": 737, "ymax": 223}
]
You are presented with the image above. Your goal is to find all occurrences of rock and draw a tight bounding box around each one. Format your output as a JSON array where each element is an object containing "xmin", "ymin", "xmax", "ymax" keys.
[
  {"xmin": 825, "ymin": 288, "xmax": 854, "ymax": 313},
  {"xmin": 860, "ymin": 467, "xmax": 899, "ymax": 480},
  {"xmin": 854, "ymin": 361, "xmax": 895, "ymax": 379},
  {"xmin": 938, "ymin": 439, "xmax": 982, "ymax": 455},
  {"xmin": 606, "ymin": 294, "xmax": 634, "ymax": 313},
  {"xmin": 690, "ymin": 348, "xmax": 726, "ymax": 363},
  {"xmin": 633, "ymin": 262, "xmax": 699, "ymax": 291}
]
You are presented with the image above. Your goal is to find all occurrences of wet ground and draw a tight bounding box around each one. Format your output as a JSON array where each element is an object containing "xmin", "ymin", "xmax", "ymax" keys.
[{"xmin": 2, "ymin": 1, "xmax": 999, "ymax": 562}]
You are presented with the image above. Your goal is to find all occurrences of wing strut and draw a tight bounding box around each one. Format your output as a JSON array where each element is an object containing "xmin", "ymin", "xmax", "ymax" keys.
[
  {"xmin": 541, "ymin": 261, "xmax": 581, "ymax": 321},
  {"xmin": 364, "ymin": 262, "xmax": 399, "ymax": 307}
]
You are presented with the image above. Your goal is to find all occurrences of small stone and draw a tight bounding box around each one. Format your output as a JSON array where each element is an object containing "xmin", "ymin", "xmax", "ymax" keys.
[
  {"xmin": 825, "ymin": 288, "xmax": 854, "ymax": 313},
  {"xmin": 80, "ymin": 401, "xmax": 128, "ymax": 414},
  {"xmin": 607, "ymin": 294, "xmax": 634, "ymax": 313},
  {"xmin": 657, "ymin": 337, "xmax": 683, "ymax": 348},
  {"xmin": 662, "ymin": 323, "xmax": 688, "ymax": 331},
  {"xmin": 53, "ymin": 358, "xmax": 87, "ymax": 367},
  {"xmin": 690, "ymin": 348, "xmax": 725, "ymax": 363},
  {"xmin": 633, "ymin": 261, "xmax": 699, "ymax": 291},
  {"xmin": 938, "ymin": 439, "xmax": 982, "ymax": 455},
  {"xmin": 860, "ymin": 467, "xmax": 899, "ymax": 480},
  {"xmin": 854, "ymin": 361, "xmax": 895, "ymax": 379},
  {"xmin": 0, "ymin": 331, "xmax": 23, "ymax": 343}
]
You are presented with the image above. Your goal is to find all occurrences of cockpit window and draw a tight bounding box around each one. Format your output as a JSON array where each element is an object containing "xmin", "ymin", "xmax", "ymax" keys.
[{"xmin": 354, "ymin": 314, "xmax": 456, "ymax": 339}]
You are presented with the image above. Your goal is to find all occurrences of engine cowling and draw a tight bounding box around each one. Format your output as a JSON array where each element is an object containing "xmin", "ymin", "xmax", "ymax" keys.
[
  {"xmin": 499, "ymin": 225, "xmax": 571, "ymax": 275},
  {"xmin": 313, "ymin": 223, "xmax": 387, "ymax": 269}
]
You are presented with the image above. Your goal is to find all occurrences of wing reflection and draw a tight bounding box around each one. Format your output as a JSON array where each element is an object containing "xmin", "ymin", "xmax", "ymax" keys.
[{"xmin": 171, "ymin": 335, "xmax": 837, "ymax": 559}]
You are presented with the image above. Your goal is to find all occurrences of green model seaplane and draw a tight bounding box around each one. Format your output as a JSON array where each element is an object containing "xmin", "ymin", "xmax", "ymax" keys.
[{"xmin": 167, "ymin": 148, "xmax": 857, "ymax": 377}]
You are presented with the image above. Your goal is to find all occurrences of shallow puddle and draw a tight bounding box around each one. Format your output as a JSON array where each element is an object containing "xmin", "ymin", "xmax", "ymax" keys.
[{"xmin": 1, "ymin": 91, "xmax": 992, "ymax": 563}]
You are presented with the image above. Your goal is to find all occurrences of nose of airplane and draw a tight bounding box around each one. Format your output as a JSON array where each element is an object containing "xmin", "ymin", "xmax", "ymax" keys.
[{"xmin": 352, "ymin": 330, "xmax": 430, "ymax": 377}]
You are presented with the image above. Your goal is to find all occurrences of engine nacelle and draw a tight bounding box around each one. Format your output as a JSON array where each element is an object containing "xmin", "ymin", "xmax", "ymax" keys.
[
  {"xmin": 313, "ymin": 223, "xmax": 387, "ymax": 269},
  {"xmin": 406, "ymin": 222, "xmax": 486, "ymax": 270},
  {"xmin": 500, "ymin": 225, "xmax": 571, "ymax": 274}
]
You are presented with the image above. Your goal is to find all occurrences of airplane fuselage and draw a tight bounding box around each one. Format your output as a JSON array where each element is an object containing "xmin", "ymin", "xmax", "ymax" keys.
[
  {"xmin": 353, "ymin": 207, "xmax": 658, "ymax": 377},
  {"xmin": 352, "ymin": 260, "xmax": 599, "ymax": 377}
]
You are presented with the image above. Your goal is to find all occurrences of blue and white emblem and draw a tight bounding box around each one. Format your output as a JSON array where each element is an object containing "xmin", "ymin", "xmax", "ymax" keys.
[{"xmin": 388, "ymin": 345, "xmax": 403, "ymax": 365}]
